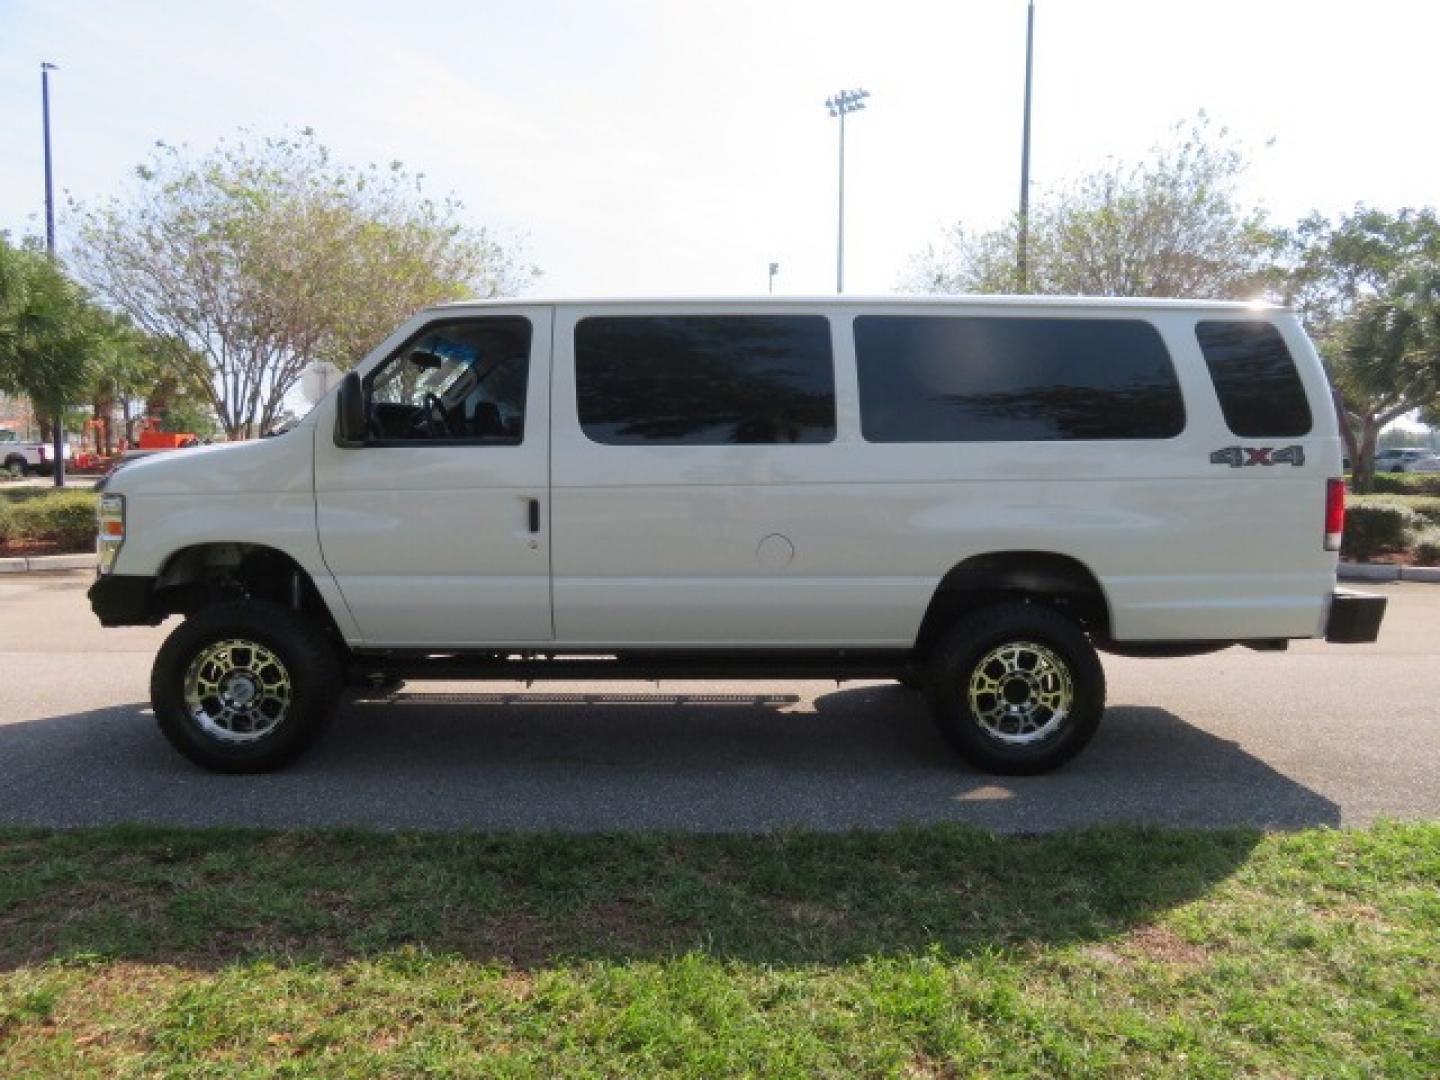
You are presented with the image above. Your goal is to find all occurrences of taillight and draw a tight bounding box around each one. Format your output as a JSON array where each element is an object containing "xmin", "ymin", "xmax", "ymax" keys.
[{"xmin": 1324, "ymin": 478, "xmax": 1345, "ymax": 552}]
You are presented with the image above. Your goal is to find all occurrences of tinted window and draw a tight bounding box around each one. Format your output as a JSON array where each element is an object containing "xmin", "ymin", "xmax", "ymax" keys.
[
  {"xmin": 854, "ymin": 316, "xmax": 1184, "ymax": 442},
  {"xmin": 575, "ymin": 315, "xmax": 835, "ymax": 445},
  {"xmin": 1196, "ymin": 321, "xmax": 1312, "ymax": 437},
  {"xmin": 366, "ymin": 317, "xmax": 531, "ymax": 443}
]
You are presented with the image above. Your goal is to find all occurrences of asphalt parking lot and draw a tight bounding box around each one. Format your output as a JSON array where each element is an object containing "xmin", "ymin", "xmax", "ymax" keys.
[{"xmin": 0, "ymin": 571, "xmax": 1435, "ymax": 833}]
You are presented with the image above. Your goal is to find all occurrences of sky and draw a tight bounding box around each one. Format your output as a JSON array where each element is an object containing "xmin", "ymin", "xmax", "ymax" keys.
[{"xmin": 1, "ymin": 0, "xmax": 1438, "ymax": 299}]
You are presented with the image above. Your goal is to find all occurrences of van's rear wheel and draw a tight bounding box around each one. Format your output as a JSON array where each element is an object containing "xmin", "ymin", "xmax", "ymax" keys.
[
  {"xmin": 926, "ymin": 603, "xmax": 1105, "ymax": 774},
  {"xmin": 151, "ymin": 600, "xmax": 342, "ymax": 773}
]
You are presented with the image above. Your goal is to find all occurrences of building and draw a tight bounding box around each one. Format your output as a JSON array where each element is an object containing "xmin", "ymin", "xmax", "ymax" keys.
[{"xmin": 0, "ymin": 393, "xmax": 39, "ymax": 439}]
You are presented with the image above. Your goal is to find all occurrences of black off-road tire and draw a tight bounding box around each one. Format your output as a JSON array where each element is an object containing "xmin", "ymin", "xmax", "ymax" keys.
[
  {"xmin": 150, "ymin": 600, "xmax": 343, "ymax": 773},
  {"xmin": 926, "ymin": 602, "xmax": 1105, "ymax": 775}
]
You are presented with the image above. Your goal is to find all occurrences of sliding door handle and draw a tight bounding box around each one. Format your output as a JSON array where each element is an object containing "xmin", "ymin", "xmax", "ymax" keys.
[{"xmin": 527, "ymin": 498, "xmax": 540, "ymax": 533}]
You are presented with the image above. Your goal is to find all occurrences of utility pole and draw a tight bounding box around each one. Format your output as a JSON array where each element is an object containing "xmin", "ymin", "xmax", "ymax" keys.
[
  {"xmin": 41, "ymin": 61, "xmax": 65, "ymax": 487},
  {"xmin": 825, "ymin": 88, "xmax": 869, "ymax": 294},
  {"xmin": 768, "ymin": 261, "xmax": 779, "ymax": 294},
  {"xmin": 1017, "ymin": 1, "xmax": 1035, "ymax": 294}
]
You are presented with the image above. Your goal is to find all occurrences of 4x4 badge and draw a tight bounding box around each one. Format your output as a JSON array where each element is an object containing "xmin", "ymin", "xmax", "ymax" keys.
[{"xmin": 1209, "ymin": 445, "xmax": 1305, "ymax": 468}]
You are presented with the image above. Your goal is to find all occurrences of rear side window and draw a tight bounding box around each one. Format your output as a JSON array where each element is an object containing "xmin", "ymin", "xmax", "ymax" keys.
[
  {"xmin": 854, "ymin": 316, "xmax": 1185, "ymax": 442},
  {"xmin": 1196, "ymin": 321, "xmax": 1312, "ymax": 437},
  {"xmin": 575, "ymin": 315, "xmax": 835, "ymax": 445}
]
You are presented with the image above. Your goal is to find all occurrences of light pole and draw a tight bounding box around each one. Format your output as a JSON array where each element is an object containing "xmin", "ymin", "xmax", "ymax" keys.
[
  {"xmin": 768, "ymin": 261, "xmax": 779, "ymax": 294},
  {"xmin": 41, "ymin": 61, "xmax": 65, "ymax": 487},
  {"xmin": 1017, "ymin": 2, "xmax": 1035, "ymax": 293},
  {"xmin": 825, "ymin": 88, "xmax": 869, "ymax": 294}
]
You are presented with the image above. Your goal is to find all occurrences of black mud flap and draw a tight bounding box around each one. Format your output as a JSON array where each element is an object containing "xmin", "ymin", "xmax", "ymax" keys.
[{"xmin": 1325, "ymin": 589, "xmax": 1386, "ymax": 644}]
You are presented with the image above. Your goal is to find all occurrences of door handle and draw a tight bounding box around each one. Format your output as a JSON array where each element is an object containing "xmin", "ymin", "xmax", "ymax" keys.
[{"xmin": 527, "ymin": 498, "xmax": 540, "ymax": 533}]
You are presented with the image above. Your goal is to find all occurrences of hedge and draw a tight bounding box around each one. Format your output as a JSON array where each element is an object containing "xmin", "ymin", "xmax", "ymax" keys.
[
  {"xmin": 1342, "ymin": 499, "xmax": 1422, "ymax": 561},
  {"xmin": 1401, "ymin": 496, "xmax": 1440, "ymax": 526},
  {"xmin": 1413, "ymin": 527, "xmax": 1440, "ymax": 567},
  {"xmin": 1367, "ymin": 472, "xmax": 1440, "ymax": 496},
  {"xmin": 1, "ymin": 490, "xmax": 98, "ymax": 549}
]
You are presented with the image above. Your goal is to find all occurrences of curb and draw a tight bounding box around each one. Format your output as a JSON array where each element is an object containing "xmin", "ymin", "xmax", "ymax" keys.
[
  {"xmin": 1338, "ymin": 562, "xmax": 1440, "ymax": 583},
  {"xmin": 0, "ymin": 554, "xmax": 96, "ymax": 574}
]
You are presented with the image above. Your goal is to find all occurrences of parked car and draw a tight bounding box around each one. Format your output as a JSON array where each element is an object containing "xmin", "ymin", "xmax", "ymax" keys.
[
  {"xmin": 0, "ymin": 428, "xmax": 72, "ymax": 476},
  {"xmin": 88, "ymin": 296, "xmax": 1385, "ymax": 775},
  {"xmin": 1374, "ymin": 447, "xmax": 1436, "ymax": 473},
  {"xmin": 1409, "ymin": 453, "xmax": 1440, "ymax": 473}
]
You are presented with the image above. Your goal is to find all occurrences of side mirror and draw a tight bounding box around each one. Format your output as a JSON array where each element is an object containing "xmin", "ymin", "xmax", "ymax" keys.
[{"xmin": 334, "ymin": 371, "xmax": 367, "ymax": 447}]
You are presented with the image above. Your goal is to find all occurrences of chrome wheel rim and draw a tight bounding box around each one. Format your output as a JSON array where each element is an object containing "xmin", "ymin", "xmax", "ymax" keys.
[
  {"xmin": 183, "ymin": 638, "xmax": 292, "ymax": 742},
  {"xmin": 966, "ymin": 641, "xmax": 1073, "ymax": 745}
]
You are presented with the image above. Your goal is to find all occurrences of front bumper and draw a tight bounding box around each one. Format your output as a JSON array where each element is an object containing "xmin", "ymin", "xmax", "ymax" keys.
[
  {"xmin": 88, "ymin": 574, "xmax": 161, "ymax": 627},
  {"xmin": 1325, "ymin": 589, "xmax": 1386, "ymax": 644}
]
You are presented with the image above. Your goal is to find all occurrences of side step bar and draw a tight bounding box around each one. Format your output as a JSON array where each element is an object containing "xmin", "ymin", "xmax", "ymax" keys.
[
  {"xmin": 347, "ymin": 649, "xmax": 915, "ymax": 683},
  {"xmin": 353, "ymin": 691, "xmax": 802, "ymax": 707}
]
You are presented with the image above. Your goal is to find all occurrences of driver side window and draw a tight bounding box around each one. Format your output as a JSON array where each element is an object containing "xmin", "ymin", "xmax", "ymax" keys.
[{"xmin": 366, "ymin": 317, "xmax": 532, "ymax": 444}]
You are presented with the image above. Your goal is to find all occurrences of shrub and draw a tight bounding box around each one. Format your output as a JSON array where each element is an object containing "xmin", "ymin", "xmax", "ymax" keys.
[
  {"xmin": 1402, "ymin": 496, "xmax": 1440, "ymax": 526},
  {"xmin": 10, "ymin": 490, "xmax": 99, "ymax": 550},
  {"xmin": 1368, "ymin": 472, "xmax": 1440, "ymax": 497},
  {"xmin": 1341, "ymin": 500, "xmax": 1420, "ymax": 561},
  {"xmin": 1414, "ymin": 528, "xmax": 1440, "ymax": 567},
  {"xmin": 0, "ymin": 499, "xmax": 14, "ymax": 545}
]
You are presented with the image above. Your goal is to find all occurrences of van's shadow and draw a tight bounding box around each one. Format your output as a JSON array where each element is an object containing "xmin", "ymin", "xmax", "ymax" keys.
[
  {"xmin": 0, "ymin": 685, "xmax": 1338, "ymax": 971},
  {"xmin": 0, "ymin": 683, "xmax": 1339, "ymax": 834}
]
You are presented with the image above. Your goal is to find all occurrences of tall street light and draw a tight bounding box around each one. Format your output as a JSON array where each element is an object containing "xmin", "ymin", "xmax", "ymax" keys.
[
  {"xmin": 825, "ymin": 88, "xmax": 869, "ymax": 294},
  {"xmin": 1017, "ymin": 1, "xmax": 1035, "ymax": 293},
  {"xmin": 41, "ymin": 61, "xmax": 65, "ymax": 488},
  {"xmin": 768, "ymin": 261, "xmax": 779, "ymax": 294}
]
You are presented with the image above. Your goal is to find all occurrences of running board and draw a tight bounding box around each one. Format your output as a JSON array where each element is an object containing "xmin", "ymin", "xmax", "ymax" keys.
[
  {"xmin": 352, "ymin": 691, "xmax": 801, "ymax": 708},
  {"xmin": 347, "ymin": 649, "xmax": 914, "ymax": 683}
]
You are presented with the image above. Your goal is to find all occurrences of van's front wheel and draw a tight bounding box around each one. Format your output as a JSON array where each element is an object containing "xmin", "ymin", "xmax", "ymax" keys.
[
  {"xmin": 151, "ymin": 600, "xmax": 342, "ymax": 772},
  {"xmin": 927, "ymin": 603, "xmax": 1105, "ymax": 774}
]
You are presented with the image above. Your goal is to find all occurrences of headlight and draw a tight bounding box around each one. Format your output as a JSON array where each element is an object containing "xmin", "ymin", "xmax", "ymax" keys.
[{"xmin": 97, "ymin": 493, "xmax": 125, "ymax": 574}]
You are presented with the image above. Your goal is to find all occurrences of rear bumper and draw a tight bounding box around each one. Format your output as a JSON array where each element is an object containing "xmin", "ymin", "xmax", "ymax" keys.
[
  {"xmin": 88, "ymin": 574, "xmax": 161, "ymax": 627},
  {"xmin": 1325, "ymin": 589, "xmax": 1386, "ymax": 644}
]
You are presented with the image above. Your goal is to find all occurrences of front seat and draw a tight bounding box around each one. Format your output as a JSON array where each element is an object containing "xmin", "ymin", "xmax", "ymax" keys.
[{"xmin": 468, "ymin": 401, "xmax": 505, "ymax": 438}]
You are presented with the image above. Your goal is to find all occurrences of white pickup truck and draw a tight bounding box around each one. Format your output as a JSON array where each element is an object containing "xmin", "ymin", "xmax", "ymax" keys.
[
  {"xmin": 1, "ymin": 428, "xmax": 72, "ymax": 475},
  {"xmin": 89, "ymin": 295, "xmax": 1386, "ymax": 775}
]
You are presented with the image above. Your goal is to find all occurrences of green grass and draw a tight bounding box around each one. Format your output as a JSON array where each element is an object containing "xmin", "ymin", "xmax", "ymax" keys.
[
  {"xmin": 0, "ymin": 486, "xmax": 80, "ymax": 505},
  {"xmin": 1359, "ymin": 493, "xmax": 1440, "ymax": 527},
  {"xmin": 0, "ymin": 824, "xmax": 1435, "ymax": 1077},
  {"xmin": 1359, "ymin": 472, "xmax": 1440, "ymax": 497}
]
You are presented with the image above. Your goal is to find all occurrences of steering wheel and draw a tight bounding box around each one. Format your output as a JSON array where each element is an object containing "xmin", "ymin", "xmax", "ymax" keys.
[{"xmin": 420, "ymin": 392, "xmax": 452, "ymax": 438}]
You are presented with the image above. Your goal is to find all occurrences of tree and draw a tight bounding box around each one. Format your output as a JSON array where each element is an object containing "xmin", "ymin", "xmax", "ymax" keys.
[
  {"xmin": 70, "ymin": 129, "xmax": 536, "ymax": 440},
  {"xmin": 904, "ymin": 115, "xmax": 1278, "ymax": 299},
  {"xmin": 1276, "ymin": 208, "xmax": 1440, "ymax": 491},
  {"xmin": 0, "ymin": 234, "xmax": 97, "ymax": 442},
  {"xmin": 84, "ymin": 309, "xmax": 162, "ymax": 454}
]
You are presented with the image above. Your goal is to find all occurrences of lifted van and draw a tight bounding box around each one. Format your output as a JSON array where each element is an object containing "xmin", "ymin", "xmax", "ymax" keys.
[{"xmin": 89, "ymin": 297, "xmax": 1384, "ymax": 774}]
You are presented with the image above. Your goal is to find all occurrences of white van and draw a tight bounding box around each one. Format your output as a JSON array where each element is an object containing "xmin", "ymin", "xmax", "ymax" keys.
[{"xmin": 89, "ymin": 296, "xmax": 1384, "ymax": 775}]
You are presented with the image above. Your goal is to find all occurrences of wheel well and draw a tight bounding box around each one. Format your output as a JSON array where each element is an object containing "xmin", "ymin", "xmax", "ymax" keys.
[
  {"xmin": 151, "ymin": 544, "xmax": 341, "ymax": 638},
  {"xmin": 913, "ymin": 552, "xmax": 1111, "ymax": 658}
]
